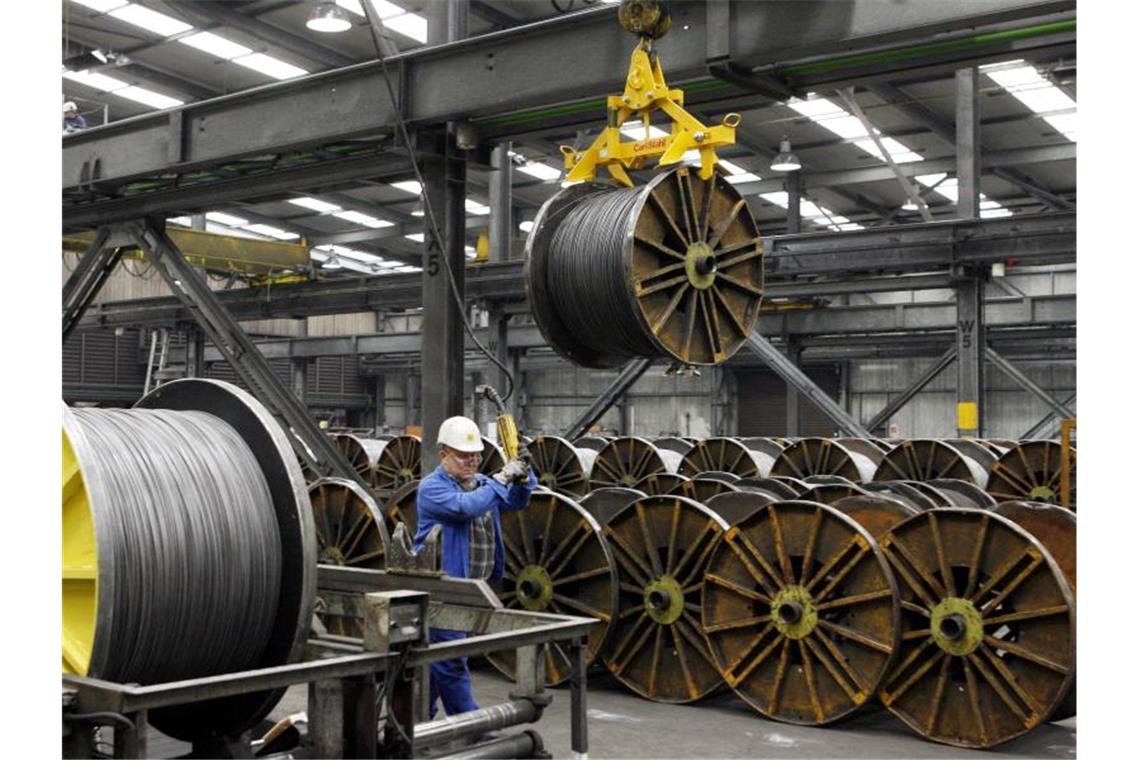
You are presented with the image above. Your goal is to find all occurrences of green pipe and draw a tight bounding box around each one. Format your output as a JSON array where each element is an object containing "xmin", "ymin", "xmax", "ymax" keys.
[{"xmin": 475, "ymin": 20, "xmax": 1073, "ymax": 129}]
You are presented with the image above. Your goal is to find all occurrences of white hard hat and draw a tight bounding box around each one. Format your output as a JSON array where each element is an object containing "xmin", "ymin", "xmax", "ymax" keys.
[
  {"xmin": 437, "ymin": 416, "xmax": 484, "ymax": 453},
  {"xmin": 64, "ymin": 101, "xmax": 78, "ymax": 112}
]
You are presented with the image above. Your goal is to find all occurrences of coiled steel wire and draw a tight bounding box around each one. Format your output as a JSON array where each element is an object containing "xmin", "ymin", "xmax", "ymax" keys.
[
  {"xmin": 71, "ymin": 407, "xmax": 281, "ymax": 684},
  {"xmin": 546, "ymin": 187, "xmax": 660, "ymax": 359}
]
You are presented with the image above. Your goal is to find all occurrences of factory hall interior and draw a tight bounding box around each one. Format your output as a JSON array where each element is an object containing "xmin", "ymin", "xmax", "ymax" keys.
[{"xmin": 58, "ymin": 0, "xmax": 1095, "ymax": 757}]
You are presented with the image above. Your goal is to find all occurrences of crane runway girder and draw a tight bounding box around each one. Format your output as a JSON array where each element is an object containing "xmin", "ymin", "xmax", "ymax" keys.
[
  {"xmin": 878, "ymin": 508, "xmax": 1075, "ymax": 748},
  {"xmin": 701, "ymin": 499, "xmax": 900, "ymax": 726}
]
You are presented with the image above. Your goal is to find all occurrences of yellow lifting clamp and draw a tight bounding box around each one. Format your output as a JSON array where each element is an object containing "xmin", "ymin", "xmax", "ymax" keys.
[{"xmin": 561, "ymin": 1, "xmax": 740, "ymax": 186}]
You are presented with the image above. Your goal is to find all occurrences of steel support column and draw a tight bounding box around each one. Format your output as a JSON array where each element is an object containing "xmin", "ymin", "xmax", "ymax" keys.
[
  {"xmin": 955, "ymin": 274, "xmax": 986, "ymax": 436},
  {"xmin": 488, "ymin": 143, "xmax": 512, "ymax": 262},
  {"xmin": 865, "ymin": 346, "xmax": 956, "ymax": 433},
  {"xmin": 563, "ymin": 359, "xmax": 653, "ymax": 441},
  {"xmin": 745, "ymin": 333, "xmax": 871, "ymax": 437},
  {"xmin": 418, "ymin": 126, "xmax": 466, "ymax": 467},
  {"xmin": 130, "ymin": 219, "xmax": 366, "ymax": 486},
  {"xmin": 985, "ymin": 346, "xmax": 1075, "ymax": 420},
  {"xmin": 957, "ymin": 67, "xmax": 983, "ymax": 219}
]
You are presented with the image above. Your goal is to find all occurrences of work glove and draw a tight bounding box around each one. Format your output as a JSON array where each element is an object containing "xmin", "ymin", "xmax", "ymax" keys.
[{"xmin": 494, "ymin": 457, "xmax": 530, "ymax": 485}]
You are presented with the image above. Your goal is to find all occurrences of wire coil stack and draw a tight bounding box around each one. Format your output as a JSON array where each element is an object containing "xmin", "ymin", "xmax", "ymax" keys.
[
  {"xmin": 525, "ymin": 166, "xmax": 764, "ymax": 368},
  {"xmin": 62, "ymin": 379, "xmax": 316, "ymax": 741}
]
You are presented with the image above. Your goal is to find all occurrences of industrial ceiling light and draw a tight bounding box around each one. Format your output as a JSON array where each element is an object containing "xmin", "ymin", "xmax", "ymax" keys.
[
  {"xmin": 307, "ymin": 2, "xmax": 352, "ymax": 32},
  {"xmin": 770, "ymin": 137, "xmax": 801, "ymax": 172}
]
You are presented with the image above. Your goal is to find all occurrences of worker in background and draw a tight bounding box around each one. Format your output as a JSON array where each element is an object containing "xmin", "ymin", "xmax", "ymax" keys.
[
  {"xmin": 63, "ymin": 101, "xmax": 87, "ymax": 133},
  {"xmin": 415, "ymin": 415, "xmax": 537, "ymax": 719}
]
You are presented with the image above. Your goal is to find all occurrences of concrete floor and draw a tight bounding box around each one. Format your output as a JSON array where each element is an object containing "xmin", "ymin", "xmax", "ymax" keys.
[
  {"xmin": 463, "ymin": 667, "xmax": 1076, "ymax": 760},
  {"xmin": 148, "ymin": 664, "xmax": 1075, "ymax": 758}
]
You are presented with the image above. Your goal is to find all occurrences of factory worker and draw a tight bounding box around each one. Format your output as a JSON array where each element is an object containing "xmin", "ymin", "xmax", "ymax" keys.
[{"xmin": 414, "ymin": 415, "xmax": 536, "ymax": 718}]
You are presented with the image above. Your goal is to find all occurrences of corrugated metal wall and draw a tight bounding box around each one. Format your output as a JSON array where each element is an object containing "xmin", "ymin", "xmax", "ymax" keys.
[{"xmin": 736, "ymin": 366, "xmax": 843, "ymax": 436}]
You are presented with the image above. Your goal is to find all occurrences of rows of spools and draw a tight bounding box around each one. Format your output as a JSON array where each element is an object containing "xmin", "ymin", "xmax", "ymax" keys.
[{"xmin": 307, "ymin": 432, "xmax": 1075, "ymax": 750}]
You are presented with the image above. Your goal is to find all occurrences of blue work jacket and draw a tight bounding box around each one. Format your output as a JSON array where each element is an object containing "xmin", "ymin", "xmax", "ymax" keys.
[{"xmin": 414, "ymin": 465, "xmax": 537, "ymax": 582}]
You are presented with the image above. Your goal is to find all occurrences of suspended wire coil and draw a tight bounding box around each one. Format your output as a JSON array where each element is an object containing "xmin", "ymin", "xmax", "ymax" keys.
[{"xmin": 526, "ymin": 166, "xmax": 764, "ymax": 369}]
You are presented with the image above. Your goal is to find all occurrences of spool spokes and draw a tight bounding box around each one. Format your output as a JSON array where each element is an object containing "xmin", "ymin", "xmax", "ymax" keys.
[{"xmin": 634, "ymin": 168, "xmax": 763, "ymax": 365}]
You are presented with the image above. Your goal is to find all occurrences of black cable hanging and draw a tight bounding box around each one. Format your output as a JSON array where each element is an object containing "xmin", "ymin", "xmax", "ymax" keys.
[
  {"xmin": 71, "ymin": 408, "xmax": 281, "ymax": 685},
  {"xmin": 546, "ymin": 187, "xmax": 660, "ymax": 360}
]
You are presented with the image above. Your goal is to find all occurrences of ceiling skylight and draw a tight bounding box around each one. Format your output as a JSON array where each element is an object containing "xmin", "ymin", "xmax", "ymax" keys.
[
  {"xmin": 982, "ymin": 60, "xmax": 1076, "ymax": 141},
  {"xmin": 788, "ymin": 96, "xmax": 923, "ymax": 164},
  {"xmin": 383, "ymin": 13, "xmax": 428, "ymax": 43},
  {"xmin": 235, "ymin": 53, "xmax": 307, "ymax": 81},
  {"xmin": 107, "ymin": 4, "xmax": 192, "ymax": 37},
  {"xmin": 465, "ymin": 201, "xmax": 491, "ymax": 216},
  {"xmin": 334, "ymin": 210, "xmax": 394, "ymax": 228},
  {"xmin": 205, "ymin": 211, "xmax": 249, "ymax": 226},
  {"xmin": 243, "ymin": 224, "xmax": 299, "ymax": 240},
  {"xmin": 179, "ymin": 31, "xmax": 252, "ymax": 60},
  {"xmin": 519, "ymin": 220, "xmax": 535, "ymax": 233},
  {"xmin": 289, "ymin": 197, "xmax": 341, "ymax": 213},
  {"xmin": 405, "ymin": 233, "xmax": 426, "ymax": 242},
  {"xmin": 71, "ymin": 1, "xmax": 129, "ymax": 13},
  {"xmin": 718, "ymin": 159, "xmax": 763, "ymax": 185},
  {"xmin": 337, "ymin": 1, "xmax": 405, "ymax": 19},
  {"xmin": 391, "ymin": 180, "xmax": 423, "ymax": 195},
  {"xmin": 63, "ymin": 69, "xmax": 183, "ymax": 109},
  {"xmin": 512, "ymin": 154, "xmax": 562, "ymax": 182},
  {"xmin": 759, "ymin": 192, "xmax": 864, "ymax": 232}
]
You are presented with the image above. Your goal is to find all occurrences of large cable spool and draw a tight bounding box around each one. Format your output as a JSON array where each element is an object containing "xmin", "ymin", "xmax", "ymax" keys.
[
  {"xmin": 701, "ymin": 489, "xmax": 779, "ymax": 526},
  {"xmin": 61, "ymin": 379, "xmax": 315, "ymax": 741},
  {"xmin": 670, "ymin": 475, "xmax": 740, "ymax": 503},
  {"xmin": 737, "ymin": 477, "xmax": 805, "ymax": 500},
  {"xmin": 873, "ymin": 439, "xmax": 995, "ymax": 488},
  {"xmin": 603, "ymin": 494, "xmax": 729, "ymax": 702},
  {"xmin": 986, "ymin": 440, "xmax": 1076, "ymax": 508},
  {"xmin": 525, "ymin": 166, "xmax": 764, "ymax": 368},
  {"xmin": 310, "ymin": 478, "xmax": 389, "ymax": 637},
  {"xmin": 331, "ymin": 432, "xmax": 386, "ymax": 484},
  {"xmin": 927, "ymin": 478, "xmax": 997, "ymax": 510},
  {"xmin": 573, "ymin": 435, "xmax": 612, "ymax": 452},
  {"xmin": 877, "ymin": 509, "xmax": 1075, "ymax": 748},
  {"xmin": 701, "ymin": 500, "xmax": 900, "ymax": 726},
  {"xmin": 866, "ymin": 480, "xmax": 949, "ymax": 510},
  {"xmin": 371, "ymin": 434, "xmax": 422, "ymax": 493},
  {"xmin": 801, "ymin": 481, "xmax": 871, "ymax": 505},
  {"xmin": 480, "ymin": 436, "xmax": 507, "ymax": 476},
  {"xmin": 528, "ymin": 435, "xmax": 596, "ymax": 497},
  {"xmin": 386, "ymin": 479, "xmax": 419, "ymax": 536},
  {"xmin": 490, "ymin": 491, "xmax": 618, "ymax": 686},
  {"xmin": 634, "ymin": 471, "xmax": 690, "ymax": 495},
  {"xmin": 831, "ymin": 494, "xmax": 922, "ymax": 540},
  {"xmin": 678, "ymin": 436, "xmax": 776, "ymax": 478},
  {"xmin": 771, "ymin": 438, "xmax": 880, "ymax": 483},
  {"xmin": 578, "ymin": 487, "xmax": 646, "ymax": 526},
  {"xmin": 589, "ymin": 436, "xmax": 676, "ymax": 490},
  {"xmin": 653, "ymin": 436, "xmax": 695, "ymax": 456}
]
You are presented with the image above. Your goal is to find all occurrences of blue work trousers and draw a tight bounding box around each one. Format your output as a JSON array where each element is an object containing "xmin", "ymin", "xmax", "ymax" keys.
[{"xmin": 429, "ymin": 629, "xmax": 479, "ymax": 718}]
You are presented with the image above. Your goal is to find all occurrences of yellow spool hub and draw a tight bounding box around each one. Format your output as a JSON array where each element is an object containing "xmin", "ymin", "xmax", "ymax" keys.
[{"xmin": 61, "ymin": 423, "xmax": 97, "ymax": 676}]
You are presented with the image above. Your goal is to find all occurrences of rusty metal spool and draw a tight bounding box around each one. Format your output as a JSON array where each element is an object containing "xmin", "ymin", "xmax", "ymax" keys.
[
  {"xmin": 573, "ymin": 435, "xmax": 611, "ymax": 452},
  {"xmin": 738, "ymin": 477, "xmax": 806, "ymax": 500},
  {"xmin": 803, "ymin": 474, "xmax": 857, "ymax": 485},
  {"xmin": 671, "ymin": 475, "xmax": 740, "ymax": 503},
  {"xmin": 987, "ymin": 441, "xmax": 1076, "ymax": 508},
  {"xmin": 836, "ymin": 438, "xmax": 889, "ymax": 463},
  {"xmin": 991, "ymin": 501, "xmax": 1077, "ymax": 721},
  {"xmin": 489, "ymin": 490, "xmax": 619, "ymax": 687},
  {"xmin": 678, "ymin": 436, "xmax": 776, "ymax": 479},
  {"xmin": 697, "ymin": 470, "xmax": 741, "ymax": 483},
  {"xmin": 873, "ymin": 439, "xmax": 995, "ymax": 489},
  {"xmin": 832, "ymin": 494, "xmax": 922, "ymax": 540},
  {"xmin": 370, "ymin": 434, "xmax": 422, "ymax": 493},
  {"xmin": 635, "ymin": 472, "xmax": 690, "ymax": 495},
  {"xmin": 771, "ymin": 438, "xmax": 880, "ymax": 484},
  {"xmin": 528, "ymin": 435, "xmax": 596, "ymax": 497},
  {"xmin": 863, "ymin": 481, "xmax": 940, "ymax": 512},
  {"xmin": 653, "ymin": 436, "xmax": 696, "ymax": 456},
  {"xmin": 386, "ymin": 480, "xmax": 420, "ymax": 536},
  {"xmin": 310, "ymin": 478, "xmax": 390, "ymax": 637},
  {"xmin": 480, "ymin": 436, "xmax": 507, "ymax": 476},
  {"xmin": 602, "ymin": 494, "xmax": 730, "ymax": 702},
  {"xmin": 878, "ymin": 508, "xmax": 1076, "ymax": 748},
  {"xmin": 701, "ymin": 500, "xmax": 900, "ymax": 725},
  {"xmin": 801, "ymin": 482, "xmax": 872, "ymax": 505},
  {"xmin": 579, "ymin": 487, "xmax": 646, "ymax": 527},
  {"xmin": 525, "ymin": 166, "xmax": 764, "ymax": 368},
  {"xmin": 927, "ymin": 479, "xmax": 997, "ymax": 510},
  {"xmin": 590, "ymin": 436, "xmax": 677, "ymax": 490},
  {"xmin": 980, "ymin": 439, "xmax": 1017, "ymax": 455},
  {"xmin": 330, "ymin": 433, "xmax": 384, "ymax": 485},
  {"xmin": 737, "ymin": 436, "xmax": 790, "ymax": 455},
  {"xmin": 703, "ymin": 489, "xmax": 779, "ymax": 526}
]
